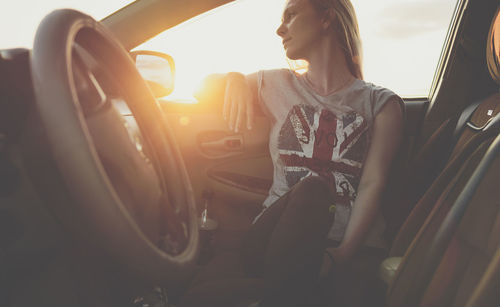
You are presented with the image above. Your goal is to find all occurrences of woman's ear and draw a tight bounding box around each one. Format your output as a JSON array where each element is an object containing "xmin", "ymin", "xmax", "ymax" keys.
[{"xmin": 322, "ymin": 8, "xmax": 336, "ymax": 31}]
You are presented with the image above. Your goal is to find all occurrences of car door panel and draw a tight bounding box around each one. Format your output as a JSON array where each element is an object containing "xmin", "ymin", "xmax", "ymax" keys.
[{"xmin": 160, "ymin": 101, "xmax": 272, "ymax": 229}]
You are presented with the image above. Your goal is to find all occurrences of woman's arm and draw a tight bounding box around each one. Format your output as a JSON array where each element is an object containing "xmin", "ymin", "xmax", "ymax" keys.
[
  {"xmin": 328, "ymin": 97, "xmax": 404, "ymax": 263},
  {"xmin": 223, "ymin": 72, "xmax": 258, "ymax": 132}
]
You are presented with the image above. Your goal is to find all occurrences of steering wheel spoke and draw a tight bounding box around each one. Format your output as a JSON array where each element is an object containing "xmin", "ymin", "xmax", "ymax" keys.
[{"xmin": 158, "ymin": 194, "xmax": 189, "ymax": 255}]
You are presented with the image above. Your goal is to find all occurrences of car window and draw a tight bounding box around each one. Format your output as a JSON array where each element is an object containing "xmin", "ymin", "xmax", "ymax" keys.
[
  {"xmin": 138, "ymin": 0, "xmax": 458, "ymax": 102},
  {"xmin": 0, "ymin": 0, "xmax": 132, "ymax": 49}
]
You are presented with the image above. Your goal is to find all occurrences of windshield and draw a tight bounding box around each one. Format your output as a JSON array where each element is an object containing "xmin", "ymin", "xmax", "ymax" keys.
[
  {"xmin": 0, "ymin": 0, "xmax": 133, "ymax": 49},
  {"xmin": 139, "ymin": 0, "xmax": 458, "ymax": 100}
]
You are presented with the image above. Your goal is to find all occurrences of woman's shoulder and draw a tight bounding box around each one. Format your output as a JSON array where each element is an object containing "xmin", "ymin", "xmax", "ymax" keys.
[
  {"xmin": 355, "ymin": 80, "xmax": 399, "ymax": 99},
  {"xmin": 353, "ymin": 80, "xmax": 403, "ymax": 117},
  {"xmin": 257, "ymin": 68, "xmax": 300, "ymax": 92},
  {"xmin": 258, "ymin": 68, "xmax": 295, "ymax": 80}
]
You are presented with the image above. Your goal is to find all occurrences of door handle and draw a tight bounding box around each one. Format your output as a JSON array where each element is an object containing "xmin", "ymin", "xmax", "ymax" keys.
[{"xmin": 200, "ymin": 135, "xmax": 243, "ymax": 152}]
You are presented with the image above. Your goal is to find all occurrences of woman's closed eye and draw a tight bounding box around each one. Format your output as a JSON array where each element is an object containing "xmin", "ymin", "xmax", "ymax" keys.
[{"xmin": 282, "ymin": 11, "xmax": 296, "ymax": 23}]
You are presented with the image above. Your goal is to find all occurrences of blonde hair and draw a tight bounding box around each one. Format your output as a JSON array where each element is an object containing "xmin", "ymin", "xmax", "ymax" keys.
[{"xmin": 304, "ymin": 0, "xmax": 363, "ymax": 79}]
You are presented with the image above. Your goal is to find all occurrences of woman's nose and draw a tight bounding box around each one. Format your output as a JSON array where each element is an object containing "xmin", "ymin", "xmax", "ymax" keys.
[{"xmin": 276, "ymin": 23, "xmax": 286, "ymax": 37}]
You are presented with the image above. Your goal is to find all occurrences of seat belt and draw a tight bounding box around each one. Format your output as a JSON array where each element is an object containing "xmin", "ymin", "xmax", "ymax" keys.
[{"xmin": 452, "ymin": 99, "xmax": 483, "ymax": 145}]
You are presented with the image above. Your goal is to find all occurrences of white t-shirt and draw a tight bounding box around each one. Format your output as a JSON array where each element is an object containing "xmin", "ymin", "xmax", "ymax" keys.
[{"xmin": 255, "ymin": 69, "xmax": 402, "ymax": 247}]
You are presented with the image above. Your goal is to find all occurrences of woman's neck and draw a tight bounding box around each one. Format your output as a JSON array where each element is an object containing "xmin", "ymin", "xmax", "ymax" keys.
[{"xmin": 304, "ymin": 39, "xmax": 355, "ymax": 96}]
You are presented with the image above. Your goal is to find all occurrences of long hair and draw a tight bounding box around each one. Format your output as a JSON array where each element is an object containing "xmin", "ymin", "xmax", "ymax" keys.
[{"xmin": 309, "ymin": 0, "xmax": 363, "ymax": 79}]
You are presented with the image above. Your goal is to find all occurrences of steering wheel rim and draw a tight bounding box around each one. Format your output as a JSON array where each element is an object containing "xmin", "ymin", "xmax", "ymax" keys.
[{"xmin": 30, "ymin": 9, "xmax": 199, "ymax": 282}]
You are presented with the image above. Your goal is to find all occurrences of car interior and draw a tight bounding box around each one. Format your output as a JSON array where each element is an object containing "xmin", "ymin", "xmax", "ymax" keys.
[{"xmin": 1, "ymin": 0, "xmax": 500, "ymax": 306}]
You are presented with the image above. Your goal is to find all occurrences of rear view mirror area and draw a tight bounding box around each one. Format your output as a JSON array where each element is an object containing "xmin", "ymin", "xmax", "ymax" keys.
[{"xmin": 131, "ymin": 50, "xmax": 175, "ymax": 98}]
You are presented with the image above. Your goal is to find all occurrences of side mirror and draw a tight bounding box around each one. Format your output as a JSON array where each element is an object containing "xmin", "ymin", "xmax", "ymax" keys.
[{"xmin": 130, "ymin": 50, "xmax": 175, "ymax": 98}]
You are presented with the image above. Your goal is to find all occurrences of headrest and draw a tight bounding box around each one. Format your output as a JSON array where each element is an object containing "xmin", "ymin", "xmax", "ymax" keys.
[{"xmin": 487, "ymin": 7, "xmax": 500, "ymax": 84}]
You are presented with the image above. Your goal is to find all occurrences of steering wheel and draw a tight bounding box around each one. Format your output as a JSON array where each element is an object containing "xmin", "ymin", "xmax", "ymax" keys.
[{"xmin": 30, "ymin": 9, "xmax": 199, "ymax": 282}]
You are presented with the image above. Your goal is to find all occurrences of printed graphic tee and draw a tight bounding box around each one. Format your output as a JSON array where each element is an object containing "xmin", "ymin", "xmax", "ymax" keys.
[{"xmin": 256, "ymin": 69, "xmax": 401, "ymax": 247}]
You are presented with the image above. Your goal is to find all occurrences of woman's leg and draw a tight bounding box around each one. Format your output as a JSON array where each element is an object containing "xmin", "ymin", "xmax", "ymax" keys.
[
  {"xmin": 180, "ymin": 176, "xmax": 335, "ymax": 307},
  {"xmin": 242, "ymin": 176, "xmax": 336, "ymax": 306}
]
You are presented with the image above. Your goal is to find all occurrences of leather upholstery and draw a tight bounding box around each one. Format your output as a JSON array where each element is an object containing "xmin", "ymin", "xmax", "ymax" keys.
[{"xmin": 387, "ymin": 138, "xmax": 494, "ymax": 307}]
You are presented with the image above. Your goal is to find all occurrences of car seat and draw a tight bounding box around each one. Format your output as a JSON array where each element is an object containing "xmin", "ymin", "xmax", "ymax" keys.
[
  {"xmin": 381, "ymin": 3, "xmax": 500, "ymax": 269},
  {"xmin": 387, "ymin": 132, "xmax": 500, "ymax": 307},
  {"xmin": 383, "ymin": 6, "xmax": 500, "ymax": 306}
]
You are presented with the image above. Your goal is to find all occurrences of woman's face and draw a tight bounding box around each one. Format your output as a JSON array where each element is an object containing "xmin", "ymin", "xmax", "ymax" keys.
[{"xmin": 276, "ymin": 0, "xmax": 326, "ymax": 60}]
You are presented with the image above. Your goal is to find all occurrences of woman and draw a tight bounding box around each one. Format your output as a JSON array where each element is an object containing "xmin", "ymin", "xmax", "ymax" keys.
[{"xmin": 181, "ymin": 0, "xmax": 403, "ymax": 305}]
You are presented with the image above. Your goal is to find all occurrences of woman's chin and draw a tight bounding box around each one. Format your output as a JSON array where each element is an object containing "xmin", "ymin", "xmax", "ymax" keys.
[
  {"xmin": 285, "ymin": 49, "xmax": 306, "ymax": 62},
  {"xmin": 285, "ymin": 49, "xmax": 299, "ymax": 60}
]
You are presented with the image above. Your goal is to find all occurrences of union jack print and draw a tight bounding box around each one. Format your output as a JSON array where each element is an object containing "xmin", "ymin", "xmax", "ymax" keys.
[{"xmin": 278, "ymin": 104, "xmax": 368, "ymax": 207}]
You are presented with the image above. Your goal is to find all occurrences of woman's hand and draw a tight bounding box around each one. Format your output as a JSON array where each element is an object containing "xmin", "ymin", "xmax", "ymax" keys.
[
  {"xmin": 319, "ymin": 247, "xmax": 351, "ymax": 278},
  {"xmin": 223, "ymin": 72, "xmax": 255, "ymax": 132},
  {"xmin": 319, "ymin": 246, "xmax": 351, "ymax": 278},
  {"xmin": 319, "ymin": 251, "xmax": 334, "ymax": 278},
  {"xmin": 328, "ymin": 246, "xmax": 352, "ymax": 264}
]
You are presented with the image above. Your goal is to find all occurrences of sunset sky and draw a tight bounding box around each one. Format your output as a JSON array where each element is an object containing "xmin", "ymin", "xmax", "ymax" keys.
[{"xmin": 1, "ymin": 0, "xmax": 458, "ymax": 99}]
